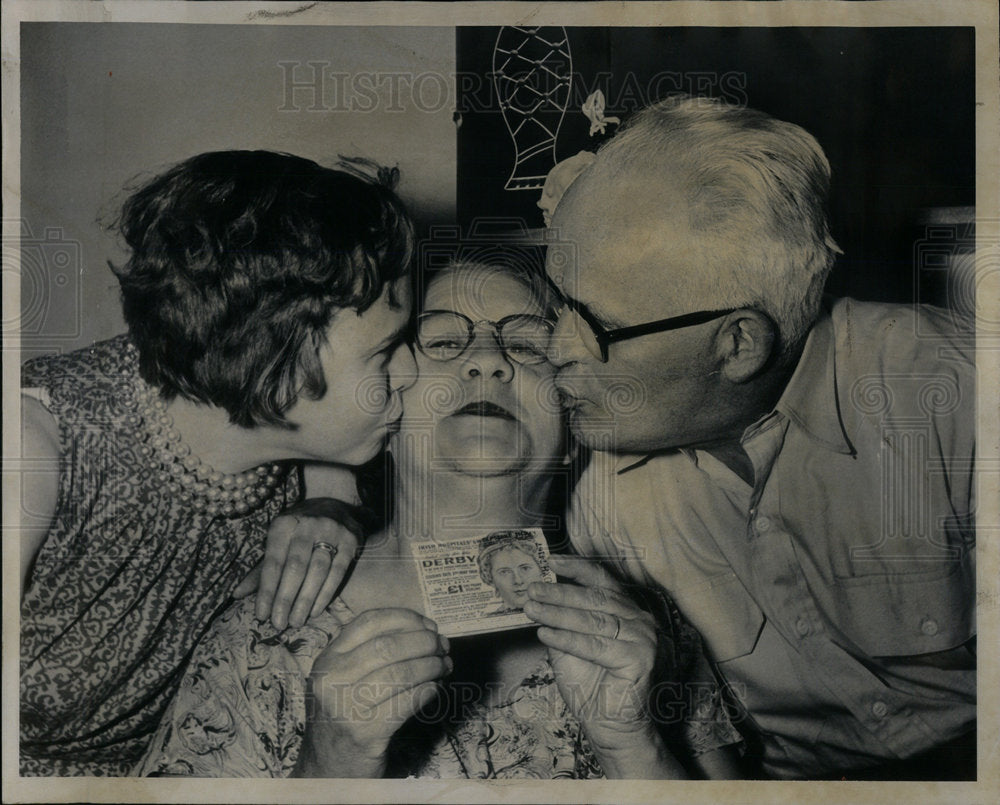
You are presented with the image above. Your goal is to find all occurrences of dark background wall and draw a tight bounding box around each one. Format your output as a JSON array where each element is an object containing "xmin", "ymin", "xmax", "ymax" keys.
[
  {"xmin": 456, "ymin": 27, "xmax": 976, "ymax": 307},
  {"xmin": 20, "ymin": 23, "xmax": 457, "ymax": 356},
  {"xmin": 20, "ymin": 24, "xmax": 976, "ymax": 355}
]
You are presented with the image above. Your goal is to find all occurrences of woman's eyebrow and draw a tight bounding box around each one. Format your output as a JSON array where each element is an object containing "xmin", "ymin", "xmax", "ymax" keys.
[{"xmin": 370, "ymin": 322, "xmax": 410, "ymax": 354}]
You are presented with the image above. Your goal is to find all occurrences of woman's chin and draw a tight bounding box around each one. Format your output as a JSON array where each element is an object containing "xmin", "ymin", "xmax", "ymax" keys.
[
  {"xmin": 432, "ymin": 437, "xmax": 530, "ymax": 477},
  {"xmin": 442, "ymin": 455, "xmax": 529, "ymax": 478}
]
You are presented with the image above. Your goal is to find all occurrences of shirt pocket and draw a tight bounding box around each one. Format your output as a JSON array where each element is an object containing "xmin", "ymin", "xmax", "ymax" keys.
[
  {"xmin": 829, "ymin": 555, "xmax": 974, "ymax": 657},
  {"xmin": 674, "ymin": 572, "xmax": 766, "ymax": 663}
]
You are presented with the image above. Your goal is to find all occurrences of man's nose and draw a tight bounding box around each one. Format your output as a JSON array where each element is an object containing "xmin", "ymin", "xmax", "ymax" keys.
[{"xmin": 546, "ymin": 312, "xmax": 590, "ymax": 366}]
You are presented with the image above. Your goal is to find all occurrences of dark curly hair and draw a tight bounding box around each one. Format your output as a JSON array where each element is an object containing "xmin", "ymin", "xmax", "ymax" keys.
[{"xmin": 110, "ymin": 150, "xmax": 414, "ymax": 428}]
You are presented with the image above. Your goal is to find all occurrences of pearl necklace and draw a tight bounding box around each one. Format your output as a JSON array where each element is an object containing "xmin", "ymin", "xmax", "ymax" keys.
[{"xmin": 122, "ymin": 345, "xmax": 287, "ymax": 518}]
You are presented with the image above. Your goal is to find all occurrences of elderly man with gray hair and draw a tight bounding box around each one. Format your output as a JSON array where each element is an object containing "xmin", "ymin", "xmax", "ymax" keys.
[{"xmin": 534, "ymin": 95, "xmax": 975, "ymax": 779}]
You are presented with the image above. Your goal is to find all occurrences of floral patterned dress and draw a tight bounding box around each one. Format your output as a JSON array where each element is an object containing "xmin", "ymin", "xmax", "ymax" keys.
[
  {"xmin": 136, "ymin": 594, "xmax": 742, "ymax": 778},
  {"xmin": 20, "ymin": 337, "xmax": 301, "ymax": 776}
]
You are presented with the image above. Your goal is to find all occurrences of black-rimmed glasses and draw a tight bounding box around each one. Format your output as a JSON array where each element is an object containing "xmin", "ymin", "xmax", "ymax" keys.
[
  {"xmin": 557, "ymin": 296, "xmax": 737, "ymax": 362},
  {"xmin": 416, "ymin": 310, "xmax": 554, "ymax": 366}
]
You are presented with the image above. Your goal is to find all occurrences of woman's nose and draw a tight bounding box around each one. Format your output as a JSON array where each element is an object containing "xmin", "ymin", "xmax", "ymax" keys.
[{"xmin": 460, "ymin": 334, "xmax": 514, "ymax": 382}]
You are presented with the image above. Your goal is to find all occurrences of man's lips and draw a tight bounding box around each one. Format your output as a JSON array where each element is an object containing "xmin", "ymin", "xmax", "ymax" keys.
[
  {"xmin": 452, "ymin": 401, "xmax": 516, "ymax": 420},
  {"xmin": 554, "ymin": 382, "xmax": 585, "ymax": 408}
]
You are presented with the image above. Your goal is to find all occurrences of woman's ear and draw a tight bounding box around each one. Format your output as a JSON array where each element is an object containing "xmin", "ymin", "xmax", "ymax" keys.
[{"xmin": 718, "ymin": 310, "xmax": 778, "ymax": 383}]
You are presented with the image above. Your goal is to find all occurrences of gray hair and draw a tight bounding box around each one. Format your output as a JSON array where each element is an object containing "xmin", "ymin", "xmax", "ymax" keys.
[{"xmin": 596, "ymin": 95, "xmax": 842, "ymax": 351}]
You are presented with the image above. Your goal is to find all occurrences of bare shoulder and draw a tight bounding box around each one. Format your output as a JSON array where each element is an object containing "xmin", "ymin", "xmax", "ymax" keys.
[
  {"xmin": 22, "ymin": 393, "xmax": 61, "ymax": 454},
  {"xmin": 19, "ymin": 394, "xmax": 62, "ymax": 589}
]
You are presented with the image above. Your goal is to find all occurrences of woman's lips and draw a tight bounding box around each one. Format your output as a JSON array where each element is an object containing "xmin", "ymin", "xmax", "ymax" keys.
[{"xmin": 451, "ymin": 401, "xmax": 516, "ymax": 420}]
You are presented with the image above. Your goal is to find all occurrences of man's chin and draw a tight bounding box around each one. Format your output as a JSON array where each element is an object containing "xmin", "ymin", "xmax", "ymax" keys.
[{"xmin": 567, "ymin": 406, "xmax": 621, "ymax": 446}]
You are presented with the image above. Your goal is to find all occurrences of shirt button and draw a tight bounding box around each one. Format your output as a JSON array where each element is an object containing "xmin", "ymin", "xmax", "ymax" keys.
[
  {"xmin": 871, "ymin": 700, "xmax": 889, "ymax": 719},
  {"xmin": 920, "ymin": 617, "xmax": 939, "ymax": 636},
  {"xmin": 795, "ymin": 617, "xmax": 810, "ymax": 636},
  {"xmin": 755, "ymin": 516, "xmax": 772, "ymax": 532}
]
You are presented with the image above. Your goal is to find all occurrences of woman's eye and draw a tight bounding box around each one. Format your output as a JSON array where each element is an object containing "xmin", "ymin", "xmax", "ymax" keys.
[
  {"xmin": 427, "ymin": 338, "xmax": 463, "ymax": 349},
  {"xmin": 506, "ymin": 339, "xmax": 542, "ymax": 353},
  {"xmin": 371, "ymin": 348, "xmax": 394, "ymax": 366}
]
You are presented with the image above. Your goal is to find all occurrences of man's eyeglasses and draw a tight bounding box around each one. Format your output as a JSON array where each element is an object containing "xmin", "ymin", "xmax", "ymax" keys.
[
  {"xmin": 557, "ymin": 295, "xmax": 737, "ymax": 363},
  {"xmin": 416, "ymin": 310, "xmax": 554, "ymax": 366}
]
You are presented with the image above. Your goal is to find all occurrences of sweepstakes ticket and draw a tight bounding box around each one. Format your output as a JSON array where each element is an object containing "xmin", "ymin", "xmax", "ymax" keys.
[{"xmin": 413, "ymin": 528, "xmax": 556, "ymax": 637}]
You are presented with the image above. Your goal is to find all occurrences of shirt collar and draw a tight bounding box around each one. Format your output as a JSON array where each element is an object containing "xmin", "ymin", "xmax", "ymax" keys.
[
  {"xmin": 615, "ymin": 452, "xmax": 654, "ymax": 474},
  {"xmin": 773, "ymin": 307, "xmax": 855, "ymax": 456}
]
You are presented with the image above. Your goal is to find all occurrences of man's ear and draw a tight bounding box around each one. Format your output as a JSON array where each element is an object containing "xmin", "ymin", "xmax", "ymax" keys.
[{"xmin": 717, "ymin": 309, "xmax": 778, "ymax": 383}]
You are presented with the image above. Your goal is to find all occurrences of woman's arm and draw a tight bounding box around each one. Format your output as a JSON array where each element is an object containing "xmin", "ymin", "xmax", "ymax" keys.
[{"xmin": 20, "ymin": 395, "xmax": 60, "ymax": 592}]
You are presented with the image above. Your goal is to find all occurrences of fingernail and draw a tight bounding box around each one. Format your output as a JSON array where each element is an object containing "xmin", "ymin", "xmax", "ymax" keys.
[
  {"xmin": 444, "ymin": 656, "xmax": 454, "ymax": 674},
  {"xmin": 528, "ymin": 583, "xmax": 549, "ymax": 599},
  {"xmin": 440, "ymin": 635, "xmax": 451, "ymax": 652},
  {"xmin": 422, "ymin": 617, "xmax": 438, "ymax": 631},
  {"xmin": 522, "ymin": 600, "xmax": 539, "ymax": 617}
]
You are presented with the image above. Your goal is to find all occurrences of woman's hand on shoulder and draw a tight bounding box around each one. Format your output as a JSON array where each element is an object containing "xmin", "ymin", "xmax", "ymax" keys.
[
  {"xmin": 236, "ymin": 498, "xmax": 368, "ymax": 629},
  {"xmin": 292, "ymin": 607, "xmax": 449, "ymax": 778}
]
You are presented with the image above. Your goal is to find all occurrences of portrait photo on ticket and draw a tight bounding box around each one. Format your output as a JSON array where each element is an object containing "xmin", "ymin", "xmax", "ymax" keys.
[{"xmin": 413, "ymin": 528, "xmax": 556, "ymax": 636}]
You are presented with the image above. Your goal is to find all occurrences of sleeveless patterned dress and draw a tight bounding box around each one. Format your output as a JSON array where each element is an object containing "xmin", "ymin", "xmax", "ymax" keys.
[{"xmin": 20, "ymin": 336, "xmax": 301, "ymax": 776}]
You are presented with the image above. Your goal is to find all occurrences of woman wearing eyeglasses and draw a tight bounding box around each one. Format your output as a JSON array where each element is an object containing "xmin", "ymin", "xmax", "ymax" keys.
[{"xmin": 137, "ymin": 259, "xmax": 744, "ymax": 779}]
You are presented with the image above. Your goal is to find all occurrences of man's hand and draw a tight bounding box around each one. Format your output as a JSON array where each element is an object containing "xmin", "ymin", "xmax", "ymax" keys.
[
  {"xmin": 292, "ymin": 608, "xmax": 450, "ymax": 778},
  {"xmin": 234, "ymin": 498, "xmax": 367, "ymax": 629},
  {"xmin": 524, "ymin": 554, "xmax": 687, "ymax": 778}
]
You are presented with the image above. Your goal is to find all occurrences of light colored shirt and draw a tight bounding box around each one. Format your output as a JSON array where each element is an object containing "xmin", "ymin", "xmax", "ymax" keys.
[{"xmin": 569, "ymin": 298, "xmax": 975, "ymax": 778}]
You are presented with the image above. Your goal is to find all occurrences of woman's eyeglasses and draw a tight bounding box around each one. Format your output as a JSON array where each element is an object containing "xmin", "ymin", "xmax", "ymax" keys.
[{"xmin": 415, "ymin": 310, "xmax": 554, "ymax": 366}]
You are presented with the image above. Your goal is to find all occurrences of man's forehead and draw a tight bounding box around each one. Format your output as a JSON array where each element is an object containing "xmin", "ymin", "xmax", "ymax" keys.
[{"xmin": 547, "ymin": 166, "xmax": 700, "ymax": 314}]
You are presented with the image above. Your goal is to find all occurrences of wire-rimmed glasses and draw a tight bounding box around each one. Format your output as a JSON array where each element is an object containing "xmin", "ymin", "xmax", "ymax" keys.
[{"xmin": 415, "ymin": 310, "xmax": 555, "ymax": 366}]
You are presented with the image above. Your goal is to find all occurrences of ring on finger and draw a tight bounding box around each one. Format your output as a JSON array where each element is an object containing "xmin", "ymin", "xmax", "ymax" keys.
[{"xmin": 313, "ymin": 541, "xmax": 338, "ymax": 557}]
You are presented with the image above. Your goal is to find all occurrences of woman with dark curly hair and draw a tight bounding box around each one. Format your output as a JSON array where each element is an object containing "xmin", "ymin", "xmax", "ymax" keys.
[{"xmin": 19, "ymin": 150, "xmax": 417, "ymax": 775}]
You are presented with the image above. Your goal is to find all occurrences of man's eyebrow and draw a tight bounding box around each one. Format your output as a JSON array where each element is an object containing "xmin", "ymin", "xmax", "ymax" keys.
[
  {"xmin": 571, "ymin": 294, "xmax": 628, "ymax": 330},
  {"xmin": 586, "ymin": 302, "xmax": 629, "ymax": 329}
]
